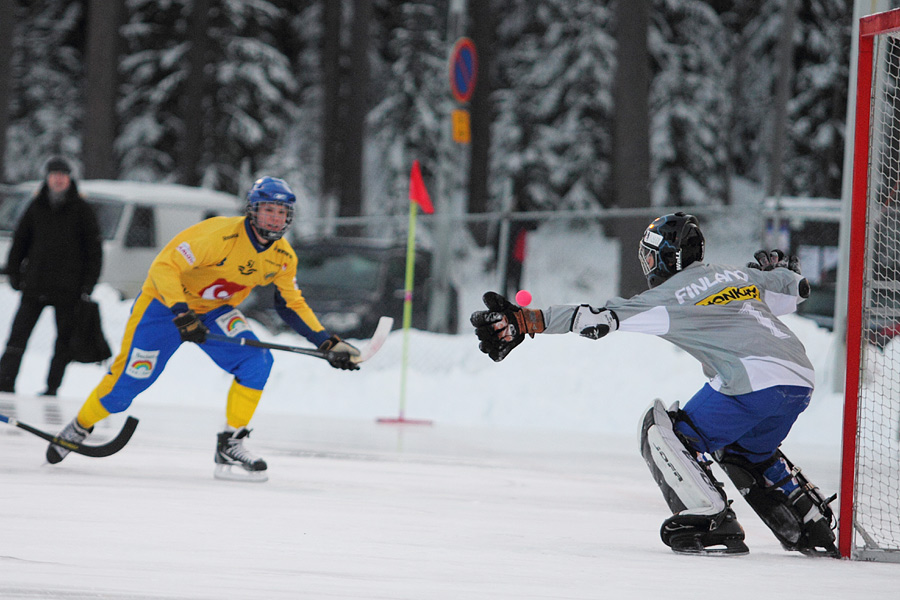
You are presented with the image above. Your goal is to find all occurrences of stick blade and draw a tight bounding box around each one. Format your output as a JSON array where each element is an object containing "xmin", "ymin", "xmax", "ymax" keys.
[
  {"xmin": 356, "ymin": 316, "xmax": 394, "ymax": 362},
  {"xmin": 70, "ymin": 416, "xmax": 140, "ymax": 458}
]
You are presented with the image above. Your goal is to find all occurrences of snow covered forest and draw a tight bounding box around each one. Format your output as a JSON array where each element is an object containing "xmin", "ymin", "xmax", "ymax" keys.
[{"xmin": 1, "ymin": 0, "xmax": 851, "ymax": 216}]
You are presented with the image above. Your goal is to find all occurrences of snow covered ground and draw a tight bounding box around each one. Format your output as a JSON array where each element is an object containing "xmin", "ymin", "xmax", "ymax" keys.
[{"xmin": 1, "ymin": 220, "xmax": 898, "ymax": 598}]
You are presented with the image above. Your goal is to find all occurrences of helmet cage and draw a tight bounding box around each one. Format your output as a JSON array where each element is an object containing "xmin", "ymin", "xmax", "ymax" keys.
[{"xmin": 247, "ymin": 201, "xmax": 294, "ymax": 242}]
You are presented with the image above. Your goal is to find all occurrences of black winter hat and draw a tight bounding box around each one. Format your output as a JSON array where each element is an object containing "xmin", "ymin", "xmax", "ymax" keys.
[{"xmin": 45, "ymin": 156, "xmax": 72, "ymax": 175}]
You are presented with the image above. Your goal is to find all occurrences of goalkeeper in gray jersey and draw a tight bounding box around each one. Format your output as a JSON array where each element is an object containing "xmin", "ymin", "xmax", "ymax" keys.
[{"xmin": 471, "ymin": 212, "xmax": 838, "ymax": 557}]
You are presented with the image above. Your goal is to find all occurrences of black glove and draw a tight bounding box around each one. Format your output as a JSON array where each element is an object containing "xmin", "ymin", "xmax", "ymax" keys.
[
  {"xmin": 173, "ymin": 310, "xmax": 209, "ymax": 344},
  {"xmin": 470, "ymin": 291, "xmax": 545, "ymax": 362},
  {"xmin": 8, "ymin": 271, "xmax": 21, "ymax": 291},
  {"xmin": 318, "ymin": 335, "xmax": 361, "ymax": 371},
  {"xmin": 747, "ymin": 249, "xmax": 801, "ymax": 275}
]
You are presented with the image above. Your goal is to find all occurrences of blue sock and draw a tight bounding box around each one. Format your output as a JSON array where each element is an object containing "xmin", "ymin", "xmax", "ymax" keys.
[{"xmin": 761, "ymin": 456, "xmax": 799, "ymax": 495}]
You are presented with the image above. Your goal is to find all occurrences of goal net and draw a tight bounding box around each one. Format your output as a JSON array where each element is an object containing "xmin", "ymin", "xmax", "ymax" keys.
[{"xmin": 840, "ymin": 8, "xmax": 900, "ymax": 563}]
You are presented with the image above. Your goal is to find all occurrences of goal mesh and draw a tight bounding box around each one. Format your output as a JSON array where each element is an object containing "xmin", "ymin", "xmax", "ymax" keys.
[{"xmin": 842, "ymin": 11, "xmax": 900, "ymax": 562}]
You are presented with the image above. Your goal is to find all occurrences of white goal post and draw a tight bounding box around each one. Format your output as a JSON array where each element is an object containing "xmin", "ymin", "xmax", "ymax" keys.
[{"xmin": 840, "ymin": 8, "xmax": 900, "ymax": 563}]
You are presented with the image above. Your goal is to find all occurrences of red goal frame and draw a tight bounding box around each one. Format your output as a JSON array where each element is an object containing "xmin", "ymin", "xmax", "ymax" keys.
[{"xmin": 839, "ymin": 7, "xmax": 900, "ymax": 560}]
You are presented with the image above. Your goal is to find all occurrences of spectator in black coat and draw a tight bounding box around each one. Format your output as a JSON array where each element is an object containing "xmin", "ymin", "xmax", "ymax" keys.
[{"xmin": 0, "ymin": 157, "xmax": 103, "ymax": 395}]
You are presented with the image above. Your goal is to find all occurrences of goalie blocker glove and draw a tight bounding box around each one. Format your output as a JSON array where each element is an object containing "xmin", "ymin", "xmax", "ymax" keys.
[{"xmin": 471, "ymin": 292, "xmax": 544, "ymax": 362}]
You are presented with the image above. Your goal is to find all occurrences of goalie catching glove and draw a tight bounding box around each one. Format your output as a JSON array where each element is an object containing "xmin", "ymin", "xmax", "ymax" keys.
[
  {"xmin": 470, "ymin": 291, "xmax": 544, "ymax": 362},
  {"xmin": 318, "ymin": 335, "xmax": 361, "ymax": 371}
]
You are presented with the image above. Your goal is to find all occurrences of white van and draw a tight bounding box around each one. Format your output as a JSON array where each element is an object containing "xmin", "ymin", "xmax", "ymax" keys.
[{"xmin": 0, "ymin": 180, "xmax": 243, "ymax": 298}]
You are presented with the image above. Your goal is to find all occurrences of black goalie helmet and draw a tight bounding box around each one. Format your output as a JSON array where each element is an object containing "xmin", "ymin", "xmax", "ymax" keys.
[{"xmin": 638, "ymin": 212, "xmax": 705, "ymax": 288}]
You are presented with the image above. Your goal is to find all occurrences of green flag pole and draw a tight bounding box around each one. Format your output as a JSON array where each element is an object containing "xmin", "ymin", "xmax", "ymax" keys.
[
  {"xmin": 398, "ymin": 201, "xmax": 417, "ymax": 418},
  {"xmin": 377, "ymin": 199, "xmax": 432, "ymax": 425}
]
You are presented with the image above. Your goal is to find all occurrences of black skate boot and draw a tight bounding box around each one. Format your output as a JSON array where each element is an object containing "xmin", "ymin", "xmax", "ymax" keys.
[
  {"xmin": 661, "ymin": 506, "xmax": 749, "ymax": 556},
  {"xmin": 214, "ymin": 427, "xmax": 268, "ymax": 482},
  {"xmin": 785, "ymin": 487, "xmax": 839, "ymax": 557},
  {"xmin": 46, "ymin": 418, "xmax": 94, "ymax": 464}
]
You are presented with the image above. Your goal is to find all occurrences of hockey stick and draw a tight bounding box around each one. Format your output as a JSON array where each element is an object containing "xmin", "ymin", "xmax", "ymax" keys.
[
  {"xmin": 206, "ymin": 316, "xmax": 394, "ymax": 364},
  {"xmin": 0, "ymin": 414, "xmax": 139, "ymax": 458}
]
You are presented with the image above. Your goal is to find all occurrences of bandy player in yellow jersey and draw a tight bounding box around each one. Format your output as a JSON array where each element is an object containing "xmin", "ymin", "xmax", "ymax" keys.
[{"xmin": 45, "ymin": 177, "xmax": 360, "ymax": 482}]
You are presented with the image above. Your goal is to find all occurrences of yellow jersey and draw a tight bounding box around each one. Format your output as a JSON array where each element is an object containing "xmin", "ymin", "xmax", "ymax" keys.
[{"xmin": 141, "ymin": 216, "xmax": 327, "ymax": 342}]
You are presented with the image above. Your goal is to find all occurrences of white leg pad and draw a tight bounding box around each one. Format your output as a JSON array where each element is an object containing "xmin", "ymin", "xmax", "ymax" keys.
[{"xmin": 640, "ymin": 399, "xmax": 726, "ymax": 516}]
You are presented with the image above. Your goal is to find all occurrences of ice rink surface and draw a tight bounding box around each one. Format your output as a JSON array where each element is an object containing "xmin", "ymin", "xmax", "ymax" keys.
[{"xmin": 1, "ymin": 394, "xmax": 897, "ymax": 600}]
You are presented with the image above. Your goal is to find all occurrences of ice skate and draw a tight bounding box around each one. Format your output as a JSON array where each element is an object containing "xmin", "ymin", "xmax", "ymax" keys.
[
  {"xmin": 661, "ymin": 507, "xmax": 749, "ymax": 556},
  {"xmin": 46, "ymin": 418, "xmax": 94, "ymax": 464},
  {"xmin": 214, "ymin": 427, "xmax": 268, "ymax": 482}
]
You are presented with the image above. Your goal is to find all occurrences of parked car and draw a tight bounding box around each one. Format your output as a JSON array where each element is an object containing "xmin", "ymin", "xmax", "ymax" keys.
[
  {"xmin": 243, "ymin": 238, "xmax": 459, "ymax": 339},
  {"xmin": 0, "ymin": 180, "xmax": 242, "ymax": 297}
]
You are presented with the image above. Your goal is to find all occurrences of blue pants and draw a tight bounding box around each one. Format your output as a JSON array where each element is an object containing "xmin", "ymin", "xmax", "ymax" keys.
[
  {"xmin": 97, "ymin": 296, "xmax": 273, "ymax": 414},
  {"xmin": 673, "ymin": 383, "xmax": 812, "ymax": 464}
]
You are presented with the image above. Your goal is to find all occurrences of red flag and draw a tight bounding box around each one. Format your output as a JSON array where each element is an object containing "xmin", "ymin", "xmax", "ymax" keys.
[{"xmin": 409, "ymin": 160, "xmax": 434, "ymax": 214}]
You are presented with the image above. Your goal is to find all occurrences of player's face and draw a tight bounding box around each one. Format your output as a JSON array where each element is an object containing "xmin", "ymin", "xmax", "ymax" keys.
[
  {"xmin": 256, "ymin": 202, "xmax": 289, "ymax": 231},
  {"xmin": 47, "ymin": 172, "xmax": 71, "ymax": 194}
]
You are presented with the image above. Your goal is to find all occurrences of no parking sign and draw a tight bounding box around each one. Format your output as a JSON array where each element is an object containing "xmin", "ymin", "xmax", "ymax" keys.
[{"xmin": 449, "ymin": 37, "xmax": 478, "ymax": 104}]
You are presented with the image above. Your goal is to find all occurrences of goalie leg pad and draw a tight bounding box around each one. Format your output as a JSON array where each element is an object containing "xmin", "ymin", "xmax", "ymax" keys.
[
  {"xmin": 640, "ymin": 400, "xmax": 748, "ymax": 554},
  {"xmin": 640, "ymin": 399, "xmax": 727, "ymax": 516},
  {"xmin": 716, "ymin": 451, "xmax": 838, "ymax": 557},
  {"xmin": 716, "ymin": 453, "xmax": 802, "ymax": 549}
]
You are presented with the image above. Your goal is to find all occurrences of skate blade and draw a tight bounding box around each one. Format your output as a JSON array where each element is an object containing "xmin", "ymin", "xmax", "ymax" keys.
[
  {"xmin": 214, "ymin": 463, "xmax": 268, "ymax": 483},
  {"xmin": 670, "ymin": 539, "xmax": 750, "ymax": 556},
  {"xmin": 796, "ymin": 545, "xmax": 841, "ymax": 558}
]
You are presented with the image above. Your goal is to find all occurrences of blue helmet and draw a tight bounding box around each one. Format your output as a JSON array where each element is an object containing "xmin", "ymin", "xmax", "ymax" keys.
[
  {"xmin": 638, "ymin": 212, "xmax": 705, "ymax": 288},
  {"xmin": 246, "ymin": 176, "xmax": 295, "ymax": 241}
]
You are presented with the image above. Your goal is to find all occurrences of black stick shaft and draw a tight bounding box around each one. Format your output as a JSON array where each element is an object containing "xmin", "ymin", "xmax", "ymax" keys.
[{"xmin": 205, "ymin": 333, "xmax": 334, "ymax": 359}]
